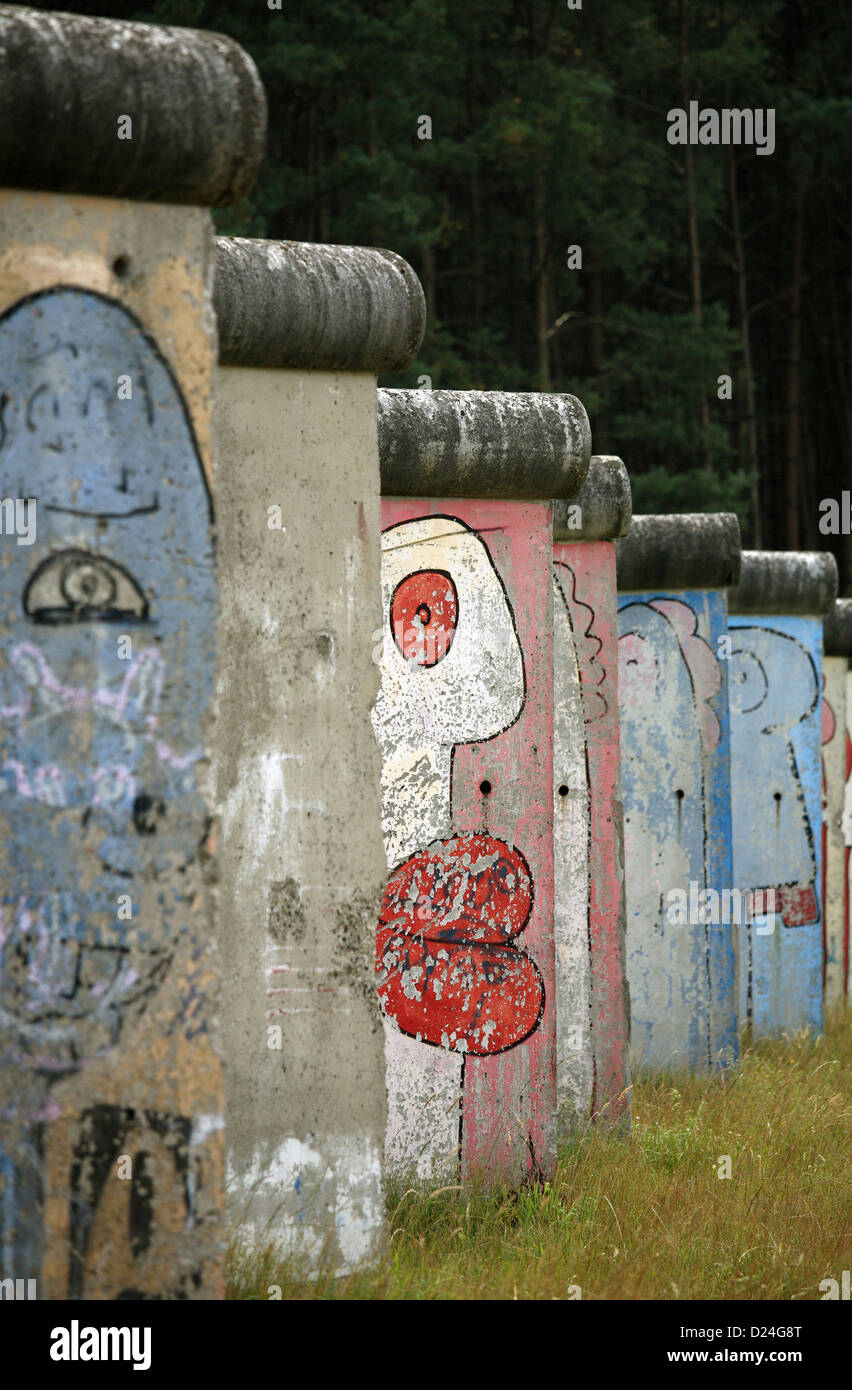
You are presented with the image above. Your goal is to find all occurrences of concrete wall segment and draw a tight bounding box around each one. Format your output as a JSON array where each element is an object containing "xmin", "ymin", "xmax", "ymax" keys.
[
  {"xmin": 215, "ymin": 237, "xmax": 425, "ymax": 374},
  {"xmin": 0, "ymin": 5, "xmax": 266, "ymax": 206}
]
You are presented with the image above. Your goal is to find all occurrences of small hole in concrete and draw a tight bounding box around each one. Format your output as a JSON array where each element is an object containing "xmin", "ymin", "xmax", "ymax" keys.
[
  {"xmin": 112, "ymin": 255, "xmax": 132, "ymax": 280},
  {"xmin": 558, "ymin": 785, "xmax": 569, "ymax": 797},
  {"xmin": 676, "ymin": 789, "xmax": 684, "ymax": 799},
  {"xmin": 479, "ymin": 779, "xmax": 492, "ymax": 796},
  {"xmin": 774, "ymin": 791, "xmax": 782, "ymax": 802}
]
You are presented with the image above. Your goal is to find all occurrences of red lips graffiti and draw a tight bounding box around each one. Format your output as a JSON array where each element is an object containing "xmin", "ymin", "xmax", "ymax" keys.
[{"xmin": 376, "ymin": 833, "xmax": 543, "ymax": 1055}]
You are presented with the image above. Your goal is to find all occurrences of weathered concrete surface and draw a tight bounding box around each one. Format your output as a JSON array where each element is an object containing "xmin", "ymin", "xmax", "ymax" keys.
[
  {"xmin": 0, "ymin": 192, "xmax": 220, "ymax": 487},
  {"xmin": 824, "ymin": 598, "xmax": 852, "ymax": 658},
  {"xmin": 728, "ymin": 550, "xmax": 837, "ymax": 616},
  {"xmin": 374, "ymin": 501, "xmax": 555, "ymax": 1183},
  {"xmin": 553, "ymin": 542, "xmax": 630, "ymax": 1137},
  {"xmin": 617, "ymin": 584, "xmax": 737, "ymax": 1073},
  {"xmin": 214, "ymin": 368, "xmax": 389, "ymax": 1273},
  {"xmin": 822, "ymin": 657, "xmax": 847, "ymax": 1008},
  {"xmin": 822, "ymin": 602, "xmax": 852, "ymax": 1006},
  {"xmin": 728, "ymin": 617, "xmax": 824, "ymax": 1037},
  {"xmin": 0, "ymin": 193, "xmax": 224, "ymax": 1297},
  {"xmin": 0, "ymin": 6, "xmax": 266, "ymax": 206},
  {"xmin": 215, "ymin": 238, "xmax": 426, "ymax": 373},
  {"xmin": 616, "ymin": 514, "xmax": 741, "ymax": 593},
  {"xmin": 552, "ymin": 564, "xmax": 592, "ymax": 1132},
  {"xmin": 553, "ymin": 455, "xmax": 631, "ymax": 542},
  {"xmin": 377, "ymin": 390, "xmax": 591, "ymax": 499}
]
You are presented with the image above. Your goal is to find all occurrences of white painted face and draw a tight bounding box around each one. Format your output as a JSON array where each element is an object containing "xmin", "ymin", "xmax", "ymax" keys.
[
  {"xmin": 371, "ymin": 516, "xmax": 525, "ymax": 870},
  {"xmin": 372, "ymin": 515, "xmax": 527, "ymax": 1177}
]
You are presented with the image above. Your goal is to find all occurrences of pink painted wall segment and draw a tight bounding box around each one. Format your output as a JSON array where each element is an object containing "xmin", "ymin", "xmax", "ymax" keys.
[
  {"xmin": 823, "ymin": 599, "xmax": 852, "ymax": 1003},
  {"xmin": 376, "ymin": 389, "xmax": 591, "ymax": 1183},
  {"xmin": 822, "ymin": 659, "xmax": 846, "ymax": 1007},
  {"xmin": 552, "ymin": 457, "xmax": 632, "ymax": 1137},
  {"xmin": 376, "ymin": 498, "xmax": 555, "ymax": 1181}
]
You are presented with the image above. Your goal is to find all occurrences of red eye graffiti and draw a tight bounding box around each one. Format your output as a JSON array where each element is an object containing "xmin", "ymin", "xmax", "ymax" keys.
[
  {"xmin": 376, "ymin": 833, "xmax": 543, "ymax": 1055},
  {"xmin": 391, "ymin": 569, "xmax": 458, "ymax": 668}
]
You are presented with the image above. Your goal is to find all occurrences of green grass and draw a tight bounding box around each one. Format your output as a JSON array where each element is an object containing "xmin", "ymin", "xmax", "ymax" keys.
[{"xmin": 228, "ymin": 1008, "xmax": 852, "ymax": 1300}]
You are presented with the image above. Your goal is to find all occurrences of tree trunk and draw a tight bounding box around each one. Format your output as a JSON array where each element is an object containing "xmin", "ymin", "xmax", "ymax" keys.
[
  {"xmin": 846, "ymin": 190, "xmax": 852, "ymax": 588},
  {"xmin": 466, "ymin": 54, "xmax": 482, "ymax": 342},
  {"xmin": 729, "ymin": 156, "xmax": 762, "ymax": 546},
  {"xmin": 421, "ymin": 239, "xmax": 436, "ymax": 322},
  {"xmin": 679, "ymin": 0, "xmax": 713, "ymax": 475},
  {"xmin": 534, "ymin": 146, "xmax": 551, "ymax": 390},
  {"xmin": 588, "ymin": 251, "xmax": 609, "ymax": 452},
  {"xmin": 786, "ymin": 191, "xmax": 804, "ymax": 550}
]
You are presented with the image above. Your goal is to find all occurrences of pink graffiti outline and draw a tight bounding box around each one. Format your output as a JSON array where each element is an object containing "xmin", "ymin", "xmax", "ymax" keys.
[{"xmin": 0, "ymin": 641, "xmax": 201, "ymax": 771}]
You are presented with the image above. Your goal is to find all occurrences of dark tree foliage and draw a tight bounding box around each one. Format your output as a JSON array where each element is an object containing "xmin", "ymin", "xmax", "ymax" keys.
[{"xmin": 47, "ymin": 0, "xmax": 852, "ymax": 588}]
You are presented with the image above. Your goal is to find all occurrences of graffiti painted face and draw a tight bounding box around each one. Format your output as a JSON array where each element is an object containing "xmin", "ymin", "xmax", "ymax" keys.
[
  {"xmin": 729, "ymin": 626, "xmax": 819, "ymax": 925},
  {"xmin": 617, "ymin": 600, "xmax": 712, "ymax": 899},
  {"xmin": 373, "ymin": 518, "xmax": 523, "ymax": 770},
  {"xmin": 0, "ymin": 289, "xmax": 214, "ymax": 1068},
  {"xmin": 372, "ymin": 517, "xmax": 540, "ymax": 1056}
]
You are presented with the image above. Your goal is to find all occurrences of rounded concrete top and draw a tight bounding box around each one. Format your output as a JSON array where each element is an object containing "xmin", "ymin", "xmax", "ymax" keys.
[
  {"xmin": 0, "ymin": 6, "xmax": 266, "ymax": 206},
  {"xmin": 377, "ymin": 389, "xmax": 591, "ymax": 499},
  {"xmin": 615, "ymin": 513, "xmax": 741, "ymax": 591},
  {"xmin": 215, "ymin": 237, "xmax": 425, "ymax": 373},
  {"xmin": 728, "ymin": 550, "xmax": 838, "ymax": 616},
  {"xmin": 553, "ymin": 454, "xmax": 631, "ymax": 541},
  {"xmin": 823, "ymin": 599, "xmax": 852, "ymax": 656}
]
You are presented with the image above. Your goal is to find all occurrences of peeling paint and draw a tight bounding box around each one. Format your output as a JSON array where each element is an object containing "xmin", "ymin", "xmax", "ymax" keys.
[
  {"xmin": 729, "ymin": 615, "xmax": 824, "ymax": 1037},
  {"xmin": 618, "ymin": 589, "xmax": 737, "ymax": 1073},
  {"xmin": 0, "ymin": 194, "xmax": 225, "ymax": 1298},
  {"xmin": 375, "ymin": 500, "xmax": 555, "ymax": 1183},
  {"xmin": 821, "ymin": 658, "xmax": 846, "ymax": 1007}
]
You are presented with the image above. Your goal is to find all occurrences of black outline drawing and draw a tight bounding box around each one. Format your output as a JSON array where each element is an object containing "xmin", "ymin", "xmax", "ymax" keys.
[
  {"xmin": 0, "ymin": 286, "xmax": 214, "ymax": 527},
  {"xmin": 68, "ymin": 1104, "xmax": 200, "ymax": 1299},
  {"xmin": 23, "ymin": 548, "xmax": 149, "ymax": 624},
  {"xmin": 389, "ymin": 566, "xmax": 459, "ymax": 668}
]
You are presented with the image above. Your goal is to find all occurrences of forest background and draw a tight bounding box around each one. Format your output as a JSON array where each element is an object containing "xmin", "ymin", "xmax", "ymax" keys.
[{"xmin": 50, "ymin": 0, "xmax": 852, "ymax": 591}]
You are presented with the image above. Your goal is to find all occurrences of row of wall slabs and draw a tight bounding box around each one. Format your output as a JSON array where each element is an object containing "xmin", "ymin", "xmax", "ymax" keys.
[
  {"xmin": 2, "ymin": 1, "xmax": 841, "ymax": 1277},
  {"xmin": 612, "ymin": 533, "xmax": 840, "ymax": 1060}
]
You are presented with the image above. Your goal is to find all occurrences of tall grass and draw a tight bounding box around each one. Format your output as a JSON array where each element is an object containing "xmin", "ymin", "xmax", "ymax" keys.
[{"xmin": 228, "ymin": 1009, "xmax": 851, "ymax": 1299}]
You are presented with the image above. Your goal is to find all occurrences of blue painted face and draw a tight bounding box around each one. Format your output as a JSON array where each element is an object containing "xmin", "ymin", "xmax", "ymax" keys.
[
  {"xmin": 0, "ymin": 289, "xmax": 215, "ymax": 1069},
  {"xmin": 617, "ymin": 598, "xmax": 716, "ymax": 1068},
  {"xmin": 617, "ymin": 601, "xmax": 705, "ymax": 853},
  {"xmin": 729, "ymin": 626, "xmax": 818, "ymax": 897}
]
